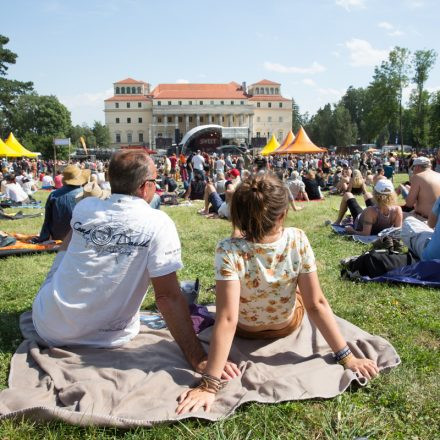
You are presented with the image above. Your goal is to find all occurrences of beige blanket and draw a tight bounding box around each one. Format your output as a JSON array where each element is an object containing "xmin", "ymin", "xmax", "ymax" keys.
[{"xmin": 0, "ymin": 311, "xmax": 400, "ymax": 427}]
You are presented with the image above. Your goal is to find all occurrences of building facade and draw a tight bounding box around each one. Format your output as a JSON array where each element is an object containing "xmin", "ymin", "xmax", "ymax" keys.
[{"xmin": 104, "ymin": 78, "xmax": 292, "ymax": 150}]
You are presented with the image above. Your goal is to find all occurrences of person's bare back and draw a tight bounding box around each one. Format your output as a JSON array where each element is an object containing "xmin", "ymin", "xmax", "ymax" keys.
[{"xmin": 407, "ymin": 169, "xmax": 440, "ymax": 218}]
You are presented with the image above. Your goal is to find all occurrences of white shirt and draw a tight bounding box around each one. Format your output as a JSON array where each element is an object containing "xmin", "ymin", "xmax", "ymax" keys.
[
  {"xmin": 192, "ymin": 154, "xmax": 205, "ymax": 171},
  {"xmin": 5, "ymin": 182, "xmax": 28, "ymax": 202},
  {"xmin": 42, "ymin": 175, "xmax": 54, "ymax": 187},
  {"xmin": 215, "ymin": 159, "xmax": 225, "ymax": 173},
  {"xmin": 32, "ymin": 194, "xmax": 183, "ymax": 348}
]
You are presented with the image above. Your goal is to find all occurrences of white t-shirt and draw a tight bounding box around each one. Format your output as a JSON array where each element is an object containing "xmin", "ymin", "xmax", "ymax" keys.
[
  {"xmin": 5, "ymin": 183, "xmax": 28, "ymax": 202},
  {"xmin": 32, "ymin": 194, "xmax": 183, "ymax": 348},
  {"xmin": 215, "ymin": 159, "xmax": 225, "ymax": 173},
  {"xmin": 192, "ymin": 154, "xmax": 205, "ymax": 171},
  {"xmin": 42, "ymin": 175, "xmax": 54, "ymax": 187}
]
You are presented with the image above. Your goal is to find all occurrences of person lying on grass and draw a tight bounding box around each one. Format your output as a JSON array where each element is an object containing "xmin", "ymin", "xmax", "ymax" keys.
[
  {"xmin": 176, "ymin": 173, "xmax": 379, "ymax": 415},
  {"xmin": 333, "ymin": 179, "xmax": 402, "ymax": 236}
]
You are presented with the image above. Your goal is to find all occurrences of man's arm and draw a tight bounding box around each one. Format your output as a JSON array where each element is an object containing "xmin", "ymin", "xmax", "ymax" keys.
[
  {"xmin": 151, "ymin": 272, "xmax": 206, "ymax": 371},
  {"xmin": 405, "ymin": 176, "xmax": 420, "ymax": 209}
]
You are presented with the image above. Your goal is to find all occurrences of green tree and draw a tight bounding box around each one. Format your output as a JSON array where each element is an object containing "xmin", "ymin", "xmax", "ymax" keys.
[
  {"xmin": 9, "ymin": 93, "xmax": 71, "ymax": 158},
  {"xmin": 341, "ymin": 86, "xmax": 367, "ymax": 143},
  {"xmin": 291, "ymin": 99, "xmax": 302, "ymax": 133},
  {"xmin": 332, "ymin": 103, "xmax": 358, "ymax": 147},
  {"xmin": 429, "ymin": 90, "xmax": 440, "ymax": 146},
  {"xmin": 92, "ymin": 121, "xmax": 110, "ymax": 147},
  {"xmin": 306, "ymin": 104, "xmax": 333, "ymax": 147},
  {"xmin": 412, "ymin": 49, "xmax": 437, "ymax": 149},
  {"xmin": 0, "ymin": 35, "xmax": 33, "ymax": 137}
]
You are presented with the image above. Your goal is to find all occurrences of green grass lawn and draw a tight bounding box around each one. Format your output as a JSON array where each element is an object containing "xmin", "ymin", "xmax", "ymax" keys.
[{"xmin": 0, "ymin": 175, "xmax": 439, "ymax": 439}]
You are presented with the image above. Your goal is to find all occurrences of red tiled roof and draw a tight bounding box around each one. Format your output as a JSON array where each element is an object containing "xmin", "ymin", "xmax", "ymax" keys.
[
  {"xmin": 105, "ymin": 95, "xmax": 152, "ymax": 102},
  {"xmin": 250, "ymin": 79, "xmax": 281, "ymax": 86},
  {"xmin": 151, "ymin": 82, "xmax": 247, "ymax": 99},
  {"xmin": 248, "ymin": 95, "xmax": 291, "ymax": 102},
  {"xmin": 115, "ymin": 78, "xmax": 149, "ymax": 85}
]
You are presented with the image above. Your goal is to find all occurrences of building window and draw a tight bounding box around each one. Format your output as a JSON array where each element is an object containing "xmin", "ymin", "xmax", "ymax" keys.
[
  {"xmin": 199, "ymin": 101, "xmax": 203, "ymax": 105},
  {"xmin": 178, "ymin": 116, "xmax": 182, "ymax": 122},
  {"xmin": 268, "ymin": 102, "xmax": 272, "ymax": 108},
  {"xmin": 189, "ymin": 101, "xmax": 192, "ymax": 105},
  {"xmin": 256, "ymin": 116, "xmax": 260, "ymax": 122},
  {"xmin": 116, "ymin": 87, "xmax": 120, "ymax": 94},
  {"xmin": 137, "ymin": 87, "xmax": 141, "ymax": 93},
  {"xmin": 121, "ymin": 87, "xmax": 125, "ymax": 93},
  {"xmin": 265, "ymin": 88, "xmax": 269, "ymax": 94},
  {"xmin": 222, "ymin": 116, "xmax": 225, "ymax": 122},
  {"xmin": 270, "ymin": 87, "xmax": 274, "ymax": 94},
  {"xmin": 127, "ymin": 118, "xmax": 131, "ymax": 123},
  {"xmin": 279, "ymin": 116, "xmax": 283, "ymax": 122},
  {"xmin": 268, "ymin": 116, "xmax": 272, "ymax": 122},
  {"xmin": 240, "ymin": 101, "xmax": 244, "ymax": 105},
  {"xmin": 115, "ymin": 102, "xmax": 119, "ymax": 108},
  {"xmin": 131, "ymin": 87, "xmax": 135, "ymax": 93},
  {"xmin": 158, "ymin": 117, "xmax": 162, "ymax": 123},
  {"xmin": 278, "ymin": 131, "xmax": 283, "ymax": 140},
  {"xmin": 139, "ymin": 133, "xmax": 144, "ymax": 143},
  {"xmin": 210, "ymin": 100, "xmax": 214, "ymax": 105},
  {"xmin": 230, "ymin": 100, "xmax": 234, "ymax": 105},
  {"xmin": 267, "ymin": 131, "xmax": 271, "ymax": 138},
  {"xmin": 168, "ymin": 101, "xmax": 171, "ymax": 105},
  {"xmin": 157, "ymin": 101, "xmax": 161, "ymax": 106},
  {"xmin": 220, "ymin": 101, "xmax": 224, "ymax": 105},
  {"xmin": 275, "ymin": 88, "xmax": 279, "ymax": 94},
  {"xmin": 127, "ymin": 102, "xmax": 130, "ymax": 108},
  {"xmin": 257, "ymin": 102, "xmax": 260, "ymax": 107},
  {"xmin": 157, "ymin": 133, "xmax": 162, "ymax": 137},
  {"xmin": 279, "ymin": 102, "xmax": 283, "ymax": 108},
  {"xmin": 167, "ymin": 116, "xmax": 172, "ymax": 123},
  {"xmin": 138, "ymin": 102, "xmax": 142, "ymax": 108},
  {"xmin": 116, "ymin": 117, "xmax": 120, "ymax": 123},
  {"xmin": 138, "ymin": 117, "xmax": 142, "ymax": 123},
  {"xmin": 256, "ymin": 87, "xmax": 259, "ymax": 94},
  {"xmin": 178, "ymin": 101, "xmax": 182, "ymax": 105},
  {"xmin": 200, "ymin": 116, "xmax": 204, "ymax": 123},
  {"xmin": 256, "ymin": 132, "xmax": 260, "ymax": 137},
  {"xmin": 127, "ymin": 133, "xmax": 132, "ymax": 143},
  {"xmin": 189, "ymin": 116, "xmax": 193, "ymax": 122},
  {"xmin": 115, "ymin": 133, "xmax": 121, "ymax": 143}
]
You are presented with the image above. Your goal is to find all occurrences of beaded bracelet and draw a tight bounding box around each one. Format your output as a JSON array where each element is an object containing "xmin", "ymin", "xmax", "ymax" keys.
[
  {"xmin": 334, "ymin": 345, "xmax": 352, "ymax": 363},
  {"xmin": 195, "ymin": 373, "xmax": 225, "ymax": 394}
]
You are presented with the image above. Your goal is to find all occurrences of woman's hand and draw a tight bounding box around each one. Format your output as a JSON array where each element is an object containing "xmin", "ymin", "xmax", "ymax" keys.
[
  {"xmin": 343, "ymin": 356, "xmax": 379, "ymax": 380},
  {"xmin": 176, "ymin": 387, "xmax": 216, "ymax": 415},
  {"xmin": 196, "ymin": 359, "xmax": 241, "ymax": 380}
]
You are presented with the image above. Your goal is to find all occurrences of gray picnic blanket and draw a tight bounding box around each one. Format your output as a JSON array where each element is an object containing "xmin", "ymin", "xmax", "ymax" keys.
[{"xmin": 0, "ymin": 311, "xmax": 400, "ymax": 428}]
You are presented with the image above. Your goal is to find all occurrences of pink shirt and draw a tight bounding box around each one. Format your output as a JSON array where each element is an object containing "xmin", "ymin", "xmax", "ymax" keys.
[{"xmin": 54, "ymin": 174, "xmax": 63, "ymax": 189}]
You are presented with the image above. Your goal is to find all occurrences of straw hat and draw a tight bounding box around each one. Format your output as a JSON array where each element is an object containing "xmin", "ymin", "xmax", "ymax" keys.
[
  {"xmin": 76, "ymin": 181, "xmax": 110, "ymax": 201},
  {"xmin": 63, "ymin": 165, "xmax": 91, "ymax": 186}
]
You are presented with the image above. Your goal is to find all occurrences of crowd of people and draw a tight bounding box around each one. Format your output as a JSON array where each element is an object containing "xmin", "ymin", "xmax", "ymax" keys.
[{"xmin": 1, "ymin": 146, "xmax": 440, "ymax": 414}]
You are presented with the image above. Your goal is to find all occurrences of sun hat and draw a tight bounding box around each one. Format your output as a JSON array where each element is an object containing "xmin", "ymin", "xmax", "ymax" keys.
[
  {"xmin": 76, "ymin": 181, "xmax": 110, "ymax": 201},
  {"xmin": 412, "ymin": 156, "xmax": 431, "ymax": 167},
  {"xmin": 63, "ymin": 165, "xmax": 91, "ymax": 186},
  {"xmin": 374, "ymin": 179, "xmax": 395, "ymax": 194}
]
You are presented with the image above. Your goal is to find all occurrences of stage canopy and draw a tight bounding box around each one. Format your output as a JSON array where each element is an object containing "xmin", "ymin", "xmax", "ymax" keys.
[
  {"xmin": 272, "ymin": 130, "xmax": 295, "ymax": 154},
  {"xmin": 261, "ymin": 134, "xmax": 280, "ymax": 156},
  {"xmin": 279, "ymin": 126, "xmax": 324, "ymax": 154},
  {"xmin": 0, "ymin": 138, "xmax": 21, "ymax": 157},
  {"xmin": 5, "ymin": 133, "xmax": 39, "ymax": 157}
]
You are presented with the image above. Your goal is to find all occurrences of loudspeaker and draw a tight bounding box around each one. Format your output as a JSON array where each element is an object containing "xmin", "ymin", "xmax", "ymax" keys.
[{"xmin": 175, "ymin": 128, "xmax": 180, "ymax": 144}]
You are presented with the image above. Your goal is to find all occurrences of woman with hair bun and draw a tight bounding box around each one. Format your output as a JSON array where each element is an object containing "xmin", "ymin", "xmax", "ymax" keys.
[{"xmin": 176, "ymin": 173, "xmax": 379, "ymax": 415}]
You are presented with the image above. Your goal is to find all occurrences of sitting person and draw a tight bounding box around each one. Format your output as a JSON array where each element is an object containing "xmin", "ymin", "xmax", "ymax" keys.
[
  {"xmin": 199, "ymin": 179, "xmax": 235, "ymax": 219},
  {"xmin": 400, "ymin": 157, "xmax": 440, "ymax": 221},
  {"xmin": 334, "ymin": 180, "xmax": 402, "ymax": 236},
  {"xmin": 335, "ymin": 167, "xmax": 351, "ymax": 194},
  {"xmin": 184, "ymin": 172, "xmax": 206, "ymax": 201},
  {"xmin": 347, "ymin": 170, "xmax": 366, "ymax": 195},
  {"xmin": 176, "ymin": 173, "xmax": 378, "ymax": 415},
  {"xmin": 161, "ymin": 172, "xmax": 178, "ymax": 193},
  {"xmin": 401, "ymin": 196, "xmax": 440, "ymax": 260},
  {"xmin": 365, "ymin": 170, "xmax": 374, "ymax": 187},
  {"xmin": 4, "ymin": 174, "xmax": 30, "ymax": 204},
  {"xmin": 41, "ymin": 172, "xmax": 55, "ymax": 189},
  {"xmin": 302, "ymin": 170, "xmax": 323, "ymax": 200},
  {"xmin": 373, "ymin": 168, "xmax": 386, "ymax": 186},
  {"xmin": 214, "ymin": 172, "xmax": 226, "ymax": 196}
]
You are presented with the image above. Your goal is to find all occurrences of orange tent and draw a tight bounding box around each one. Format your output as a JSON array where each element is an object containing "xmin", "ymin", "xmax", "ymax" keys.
[
  {"xmin": 272, "ymin": 130, "xmax": 295, "ymax": 154},
  {"xmin": 281, "ymin": 126, "xmax": 324, "ymax": 154}
]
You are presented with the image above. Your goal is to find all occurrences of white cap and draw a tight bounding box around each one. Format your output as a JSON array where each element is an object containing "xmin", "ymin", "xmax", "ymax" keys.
[
  {"xmin": 412, "ymin": 156, "xmax": 431, "ymax": 167},
  {"xmin": 374, "ymin": 179, "xmax": 395, "ymax": 194}
]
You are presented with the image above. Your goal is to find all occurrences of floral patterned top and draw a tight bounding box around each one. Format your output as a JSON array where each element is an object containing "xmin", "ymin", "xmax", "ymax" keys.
[{"xmin": 215, "ymin": 227, "xmax": 316, "ymax": 327}]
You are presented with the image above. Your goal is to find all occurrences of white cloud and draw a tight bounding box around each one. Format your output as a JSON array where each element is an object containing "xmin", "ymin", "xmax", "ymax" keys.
[
  {"xmin": 302, "ymin": 78, "xmax": 317, "ymax": 87},
  {"xmin": 378, "ymin": 21, "xmax": 404, "ymax": 37},
  {"xmin": 60, "ymin": 88, "xmax": 113, "ymax": 109},
  {"xmin": 335, "ymin": 0, "xmax": 366, "ymax": 11},
  {"xmin": 264, "ymin": 61, "xmax": 326, "ymax": 74},
  {"xmin": 318, "ymin": 88, "xmax": 345, "ymax": 98},
  {"xmin": 407, "ymin": 0, "xmax": 424, "ymax": 8},
  {"xmin": 345, "ymin": 38, "xmax": 388, "ymax": 67},
  {"xmin": 176, "ymin": 79, "xmax": 189, "ymax": 84}
]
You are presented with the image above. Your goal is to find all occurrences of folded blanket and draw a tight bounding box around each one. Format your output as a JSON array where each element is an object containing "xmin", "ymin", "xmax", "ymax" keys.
[{"xmin": 0, "ymin": 310, "xmax": 400, "ymax": 427}]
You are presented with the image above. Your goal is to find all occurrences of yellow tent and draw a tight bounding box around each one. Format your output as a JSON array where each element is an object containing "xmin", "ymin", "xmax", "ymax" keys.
[
  {"xmin": 261, "ymin": 134, "xmax": 280, "ymax": 156},
  {"xmin": 5, "ymin": 133, "xmax": 39, "ymax": 157},
  {"xmin": 272, "ymin": 130, "xmax": 295, "ymax": 154},
  {"xmin": 0, "ymin": 138, "xmax": 21, "ymax": 157},
  {"xmin": 280, "ymin": 126, "xmax": 324, "ymax": 154}
]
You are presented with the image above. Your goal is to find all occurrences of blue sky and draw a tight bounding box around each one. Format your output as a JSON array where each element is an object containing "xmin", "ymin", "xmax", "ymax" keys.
[{"xmin": 2, "ymin": 0, "xmax": 439, "ymax": 125}]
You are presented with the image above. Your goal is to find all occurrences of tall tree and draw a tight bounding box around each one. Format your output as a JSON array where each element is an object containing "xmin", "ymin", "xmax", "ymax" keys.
[
  {"xmin": 341, "ymin": 86, "xmax": 367, "ymax": 143},
  {"xmin": 291, "ymin": 99, "xmax": 302, "ymax": 133},
  {"xmin": 92, "ymin": 121, "xmax": 110, "ymax": 147},
  {"xmin": 0, "ymin": 35, "xmax": 33, "ymax": 137},
  {"xmin": 429, "ymin": 90, "xmax": 440, "ymax": 147},
  {"xmin": 332, "ymin": 103, "xmax": 358, "ymax": 147},
  {"xmin": 412, "ymin": 49, "xmax": 437, "ymax": 149}
]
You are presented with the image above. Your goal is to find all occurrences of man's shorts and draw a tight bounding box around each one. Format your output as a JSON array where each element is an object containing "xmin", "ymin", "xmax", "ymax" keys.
[{"xmin": 208, "ymin": 192, "xmax": 223, "ymax": 213}]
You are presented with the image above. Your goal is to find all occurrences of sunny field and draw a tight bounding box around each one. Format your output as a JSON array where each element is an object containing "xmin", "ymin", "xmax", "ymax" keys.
[{"xmin": 0, "ymin": 175, "xmax": 438, "ymax": 439}]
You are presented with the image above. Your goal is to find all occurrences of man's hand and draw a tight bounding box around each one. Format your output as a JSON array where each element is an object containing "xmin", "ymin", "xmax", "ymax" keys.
[{"xmin": 195, "ymin": 358, "xmax": 241, "ymax": 380}]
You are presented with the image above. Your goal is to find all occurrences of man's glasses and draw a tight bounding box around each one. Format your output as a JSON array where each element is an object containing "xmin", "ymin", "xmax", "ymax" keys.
[{"xmin": 141, "ymin": 178, "xmax": 157, "ymax": 187}]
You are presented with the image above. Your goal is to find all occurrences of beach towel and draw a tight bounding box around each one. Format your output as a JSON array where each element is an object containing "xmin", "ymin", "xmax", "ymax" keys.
[
  {"xmin": 0, "ymin": 233, "xmax": 60, "ymax": 257},
  {"xmin": 331, "ymin": 225, "xmax": 400, "ymax": 245},
  {"xmin": 0, "ymin": 209, "xmax": 42, "ymax": 221},
  {"xmin": 0, "ymin": 310, "xmax": 400, "ymax": 427}
]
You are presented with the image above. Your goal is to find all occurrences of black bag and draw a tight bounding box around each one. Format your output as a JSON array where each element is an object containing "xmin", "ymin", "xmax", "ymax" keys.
[
  {"xmin": 341, "ymin": 249, "xmax": 416, "ymax": 278},
  {"xmin": 160, "ymin": 193, "xmax": 179, "ymax": 205}
]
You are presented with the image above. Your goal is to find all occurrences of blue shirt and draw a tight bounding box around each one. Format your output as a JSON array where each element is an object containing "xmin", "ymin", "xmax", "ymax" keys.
[
  {"xmin": 422, "ymin": 197, "xmax": 440, "ymax": 260},
  {"xmin": 39, "ymin": 185, "xmax": 83, "ymax": 241}
]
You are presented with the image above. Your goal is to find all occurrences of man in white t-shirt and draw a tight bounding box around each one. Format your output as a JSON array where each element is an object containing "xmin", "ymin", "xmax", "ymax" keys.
[
  {"xmin": 32, "ymin": 150, "xmax": 238, "ymax": 377},
  {"xmin": 42, "ymin": 173, "xmax": 55, "ymax": 189},
  {"xmin": 5, "ymin": 174, "xmax": 30, "ymax": 203},
  {"xmin": 191, "ymin": 150, "xmax": 205, "ymax": 174}
]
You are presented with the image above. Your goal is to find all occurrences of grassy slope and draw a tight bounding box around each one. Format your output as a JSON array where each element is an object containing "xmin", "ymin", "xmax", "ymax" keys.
[{"xmin": 0, "ymin": 175, "xmax": 438, "ymax": 439}]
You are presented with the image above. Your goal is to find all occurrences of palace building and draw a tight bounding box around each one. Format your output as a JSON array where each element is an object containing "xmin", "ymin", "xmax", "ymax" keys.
[{"xmin": 104, "ymin": 78, "xmax": 292, "ymax": 151}]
